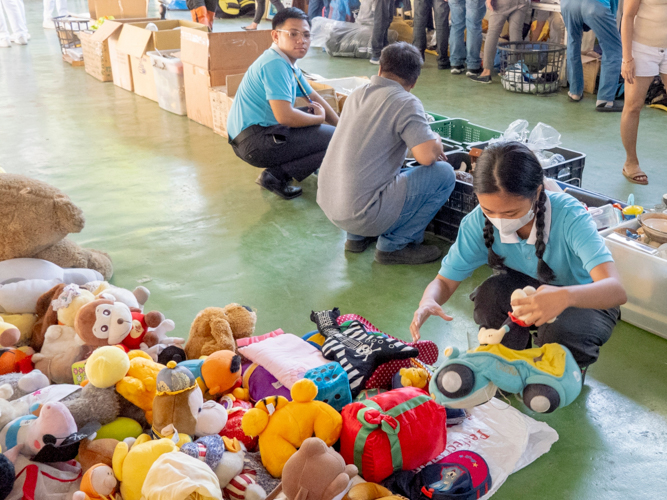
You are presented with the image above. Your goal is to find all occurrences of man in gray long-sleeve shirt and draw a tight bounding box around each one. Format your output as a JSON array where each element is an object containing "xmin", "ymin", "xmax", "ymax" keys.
[{"xmin": 317, "ymin": 42, "xmax": 456, "ymax": 265}]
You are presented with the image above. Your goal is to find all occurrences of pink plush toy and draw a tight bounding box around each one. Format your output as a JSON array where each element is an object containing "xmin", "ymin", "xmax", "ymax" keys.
[{"xmin": 0, "ymin": 401, "xmax": 77, "ymax": 457}]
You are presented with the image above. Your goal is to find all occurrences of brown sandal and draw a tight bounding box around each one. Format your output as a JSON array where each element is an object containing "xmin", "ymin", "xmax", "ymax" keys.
[{"xmin": 623, "ymin": 168, "xmax": 649, "ymax": 185}]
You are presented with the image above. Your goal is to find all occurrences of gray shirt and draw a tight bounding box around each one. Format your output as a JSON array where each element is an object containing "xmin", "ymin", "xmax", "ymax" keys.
[{"xmin": 317, "ymin": 76, "xmax": 435, "ymax": 236}]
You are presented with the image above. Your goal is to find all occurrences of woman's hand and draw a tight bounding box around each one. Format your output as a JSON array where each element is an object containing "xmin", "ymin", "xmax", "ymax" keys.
[
  {"xmin": 486, "ymin": 0, "xmax": 495, "ymax": 11},
  {"xmin": 410, "ymin": 299, "xmax": 453, "ymax": 342},
  {"xmin": 511, "ymin": 285, "xmax": 570, "ymax": 327},
  {"xmin": 621, "ymin": 59, "xmax": 636, "ymax": 85}
]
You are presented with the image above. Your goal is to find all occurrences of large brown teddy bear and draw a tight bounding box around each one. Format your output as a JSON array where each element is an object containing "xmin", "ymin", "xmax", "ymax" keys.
[
  {"xmin": 184, "ymin": 304, "xmax": 256, "ymax": 359},
  {"xmin": 0, "ymin": 172, "xmax": 113, "ymax": 280}
]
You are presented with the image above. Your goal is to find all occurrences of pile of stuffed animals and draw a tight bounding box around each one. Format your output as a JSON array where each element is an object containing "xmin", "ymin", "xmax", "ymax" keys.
[{"xmin": 0, "ymin": 172, "xmax": 578, "ymax": 500}]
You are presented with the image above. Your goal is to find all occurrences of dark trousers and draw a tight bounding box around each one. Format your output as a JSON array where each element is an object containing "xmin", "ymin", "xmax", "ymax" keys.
[
  {"xmin": 230, "ymin": 124, "xmax": 335, "ymax": 182},
  {"xmin": 413, "ymin": 0, "xmax": 450, "ymax": 67},
  {"xmin": 371, "ymin": 0, "xmax": 396, "ymax": 59},
  {"xmin": 253, "ymin": 0, "xmax": 285, "ymax": 24},
  {"xmin": 471, "ymin": 270, "xmax": 620, "ymax": 368}
]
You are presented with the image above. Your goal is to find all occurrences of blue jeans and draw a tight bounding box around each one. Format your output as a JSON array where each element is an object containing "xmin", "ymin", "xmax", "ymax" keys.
[
  {"xmin": 448, "ymin": 0, "xmax": 486, "ymax": 69},
  {"xmin": 561, "ymin": 0, "xmax": 622, "ymax": 102},
  {"xmin": 348, "ymin": 162, "xmax": 456, "ymax": 252},
  {"xmin": 308, "ymin": 0, "xmax": 330, "ymax": 20}
]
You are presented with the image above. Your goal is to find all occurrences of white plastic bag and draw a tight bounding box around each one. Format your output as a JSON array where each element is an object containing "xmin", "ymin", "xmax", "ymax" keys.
[
  {"xmin": 526, "ymin": 122, "xmax": 561, "ymax": 152},
  {"xmin": 437, "ymin": 399, "xmax": 559, "ymax": 498}
]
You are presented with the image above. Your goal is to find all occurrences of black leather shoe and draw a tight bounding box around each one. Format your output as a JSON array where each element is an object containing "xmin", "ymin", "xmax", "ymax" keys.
[
  {"xmin": 255, "ymin": 170, "xmax": 302, "ymax": 200},
  {"xmin": 345, "ymin": 236, "xmax": 378, "ymax": 253}
]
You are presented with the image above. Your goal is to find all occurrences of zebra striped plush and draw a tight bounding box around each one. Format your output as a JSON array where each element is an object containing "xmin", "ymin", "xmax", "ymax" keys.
[{"xmin": 311, "ymin": 309, "xmax": 418, "ymax": 398}]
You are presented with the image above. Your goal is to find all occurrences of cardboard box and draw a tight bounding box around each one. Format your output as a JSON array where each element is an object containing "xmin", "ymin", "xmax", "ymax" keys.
[
  {"xmin": 209, "ymin": 74, "xmax": 244, "ymax": 138},
  {"xmin": 181, "ymin": 29, "xmax": 273, "ymax": 128},
  {"xmin": 79, "ymin": 18, "xmax": 159, "ymax": 82},
  {"xmin": 91, "ymin": 20, "xmax": 134, "ymax": 90},
  {"xmin": 582, "ymin": 55, "xmax": 601, "ymax": 94},
  {"xmin": 117, "ymin": 20, "xmax": 207, "ymax": 102},
  {"xmin": 88, "ymin": 0, "xmax": 148, "ymax": 20},
  {"xmin": 295, "ymin": 81, "xmax": 340, "ymax": 113},
  {"xmin": 309, "ymin": 76, "xmax": 369, "ymax": 111}
]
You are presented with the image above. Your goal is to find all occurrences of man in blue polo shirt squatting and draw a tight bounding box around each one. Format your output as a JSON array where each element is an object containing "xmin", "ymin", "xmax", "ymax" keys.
[{"xmin": 227, "ymin": 7, "xmax": 339, "ymax": 200}]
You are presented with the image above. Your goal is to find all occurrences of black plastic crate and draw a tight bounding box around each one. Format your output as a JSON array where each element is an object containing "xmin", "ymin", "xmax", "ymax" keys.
[{"xmin": 472, "ymin": 142, "xmax": 586, "ymax": 187}]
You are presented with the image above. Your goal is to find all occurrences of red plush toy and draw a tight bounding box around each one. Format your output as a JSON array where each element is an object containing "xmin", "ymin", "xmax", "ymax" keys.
[
  {"xmin": 0, "ymin": 348, "xmax": 34, "ymax": 375},
  {"xmin": 123, "ymin": 311, "xmax": 170, "ymax": 351},
  {"xmin": 340, "ymin": 387, "xmax": 448, "ymax": 483},
  {"xmin": 219, "ymin": 395, "xmax": 258, "ymax": 452}
]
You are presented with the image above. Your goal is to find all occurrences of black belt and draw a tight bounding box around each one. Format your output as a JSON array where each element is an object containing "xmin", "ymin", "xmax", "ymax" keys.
[{"xmin": 228, "ymin": 125, "xmax": 266, "ymax": 147}]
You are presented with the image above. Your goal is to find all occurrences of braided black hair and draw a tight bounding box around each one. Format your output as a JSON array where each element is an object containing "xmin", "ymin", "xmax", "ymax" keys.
[{"xmin": 473, "ymin": 142, "xmax": 556, "ymax": 284}]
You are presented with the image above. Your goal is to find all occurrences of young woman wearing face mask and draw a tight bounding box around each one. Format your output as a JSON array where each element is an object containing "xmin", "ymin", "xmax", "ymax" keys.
[{"xmin": 410, "ymin": 142, "xmax": 627, "ymax": 370}]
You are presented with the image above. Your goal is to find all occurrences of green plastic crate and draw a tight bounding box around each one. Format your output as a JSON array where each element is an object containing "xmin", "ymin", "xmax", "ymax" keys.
[
  {"xmin": 426, "ymin": 112, "xmax": 449, "ymax": 122},
  {"xmin": 430, "ymin": 118, "xmax": 502, "ymax": 146}
]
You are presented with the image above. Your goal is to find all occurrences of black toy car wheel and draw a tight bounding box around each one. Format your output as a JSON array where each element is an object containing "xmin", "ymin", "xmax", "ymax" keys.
[
  {"xmin": 523, "ymin": 384, "xmax": 561, "ymax": 413},
  {"xmin": 436, "ymin": 364, "xmax": 475, "ymax": 399}
]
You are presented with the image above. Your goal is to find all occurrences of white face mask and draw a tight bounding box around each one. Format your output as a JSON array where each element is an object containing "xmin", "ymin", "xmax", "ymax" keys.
[{"xmin": 487, "ymin": 204, "xmax": 535, "ymax": 237}]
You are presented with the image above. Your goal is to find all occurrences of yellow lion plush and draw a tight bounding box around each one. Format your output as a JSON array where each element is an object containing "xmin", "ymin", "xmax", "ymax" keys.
[
  {"xmin": 242, "ymin": 378, "xmax": 342, "ymax": 478},
  {"xmin": 115, "ymin": 350, "xmax": 164, "ymax": 424}
]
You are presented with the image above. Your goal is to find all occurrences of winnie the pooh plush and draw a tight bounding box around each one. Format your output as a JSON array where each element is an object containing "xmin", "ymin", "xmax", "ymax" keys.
[
  {"xmin": 116, "ymin": 350, "xmax": 165, "ymax": 424},
  {"xmin": 185, "ymin": 304, "xmax": 257, "ymax": 359},
  {"xmin": 241, "ymin": 378, "xmax": 342, "ymax": 478},
  {"xmin": 0, "ymin": 172, "xmax": 113, "ymax": 280}
]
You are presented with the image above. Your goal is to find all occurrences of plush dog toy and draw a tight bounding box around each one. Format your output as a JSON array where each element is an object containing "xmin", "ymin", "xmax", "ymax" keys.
[
  {"xmin": 179, "ymin": 350, "xmax": 242, "ymax": 399},
  {"xmin": 269, "ymin": 437, "xmax": 358, "ymax": 500},
  {"xmin": 73, "ymin": 464, "xmax": 117, "ymax": 500},
  {"xmin": 242, "ymin": 378, "xmax": 343, "ymax": 478},
  {"xmin": 185, "ymin": 304, "xmax": 256, "ymax": 359},
  {"xmin": 116, "ymin": 350, "xmax": 165, "ymax": 424},
  {"xmin": 0, "ymin": 173, "xmax": 113, "ymax": 279}
]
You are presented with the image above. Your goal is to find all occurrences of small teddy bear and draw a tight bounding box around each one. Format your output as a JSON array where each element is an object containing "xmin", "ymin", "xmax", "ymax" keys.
[{"xmin": 185, "ymin": 304, "xmax": 257, "ymax": 359}]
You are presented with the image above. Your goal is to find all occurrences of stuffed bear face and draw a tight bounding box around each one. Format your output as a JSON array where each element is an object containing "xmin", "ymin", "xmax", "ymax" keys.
[{"xmin": 74, "ymin": 300, "xmax": 132, "ymax": 346}]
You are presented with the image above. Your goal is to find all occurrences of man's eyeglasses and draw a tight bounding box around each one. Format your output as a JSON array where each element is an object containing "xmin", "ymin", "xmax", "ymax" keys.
[{"xmin": 275, "ymin": 29, "xmax": 311, "ymax": 41}]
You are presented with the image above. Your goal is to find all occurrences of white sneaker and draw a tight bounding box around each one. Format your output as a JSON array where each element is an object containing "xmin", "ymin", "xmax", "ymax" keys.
[
  {"xmin": 43, "ymin": 20, "xmax": 55, "ymax": 29},
  {"xmin": 11, "ymin": 34, "xmax": 28, "ymax": 45},
  {"xmin": 0, "ymin": 38, "xmax": 11, "ymax": 48}
]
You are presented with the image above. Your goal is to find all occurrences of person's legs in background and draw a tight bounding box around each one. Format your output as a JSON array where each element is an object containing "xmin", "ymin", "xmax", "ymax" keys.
[
  {"xmin": 375, "ymin": 162, "xmax": 456, "ymax": 265},
  {"xmin": 244, "ymin": 0, "xmax": 268, "ymax": 29},
  {"xmin": 370, "ymin": 0, "xmax": 396, "ymax": 63},
  {"xmin": 433, "ymin": 0, "xmax": 451, "ymax": 69},
  {"xmin": 448, "ymin": 0, "xmax": 466, "ymax": 73},
  {"xmin": 308, "ymin": 0, "xmax": 324, "ymax": 20},
  {"xmin": 463, "ymin": 0, "xmax": 486, "ymax": 75},
  {"xmin": 561, "ymin": 0, "xmax": 585, "ymax": 101},
  {"xmin": 0, "ymin": 5, "xmax": 10, "ymax": 47},
  {"xmin": 412, "ymin": 0, "xmax": 432, "ymax": 60},
  {"xmin": 620, "ymin": 75, "xmax": 653, "ymax": 184},
  {"xmin": 475, "ymin": 2, "xmax": 508, "ymax": 82},
  {"xmin": 232, "ymin": 124, "xmax": 336, "ymax": 200},
  {"xmin": 535, "ymin": 306, "xmax": 619, "ymax": 369},
  {"xmin": 582, "ymin": 0, "xmax": 623, "ymax": 111},
  {"xmin": 1, "ymin": 0, "xmax": 28, "ymax": 44},
  {"xmin": 43, "ymin": 0, "xmax": 66, "ymax": 28}
]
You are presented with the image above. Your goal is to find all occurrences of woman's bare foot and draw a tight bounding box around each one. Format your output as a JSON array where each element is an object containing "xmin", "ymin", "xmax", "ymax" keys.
[
  {"xmin": 242, "ymin": 22, "xmax": 258, "ymax": 30},
  {"xmin": 622, "ymin": 161, "xmax": 649, "ymax": 185}
]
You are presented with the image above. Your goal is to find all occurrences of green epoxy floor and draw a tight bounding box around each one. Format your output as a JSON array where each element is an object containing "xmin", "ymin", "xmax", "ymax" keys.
[{"xmin": 1, "ymin": 2, "xmax": 666, "ymax": 498}]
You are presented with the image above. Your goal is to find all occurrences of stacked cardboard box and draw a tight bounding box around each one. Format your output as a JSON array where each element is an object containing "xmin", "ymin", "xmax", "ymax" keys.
[
  {"xmin": 180, "ymin": 28, "xmax": 273, "ymax": 129},
  {"xmin": 88, "ymin": 0, "xmax": 149, "ymax": 19},
  {"xmin": 209, "ymin": 74, "xmax": 245, "ymax": 138},
  {"xmin": 117, "ymin": 20, "xmax": 208, "ymax": 101},
  {"xmin": 78, "ymin": 17, "xmax": 159, "ymax": 82}
]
